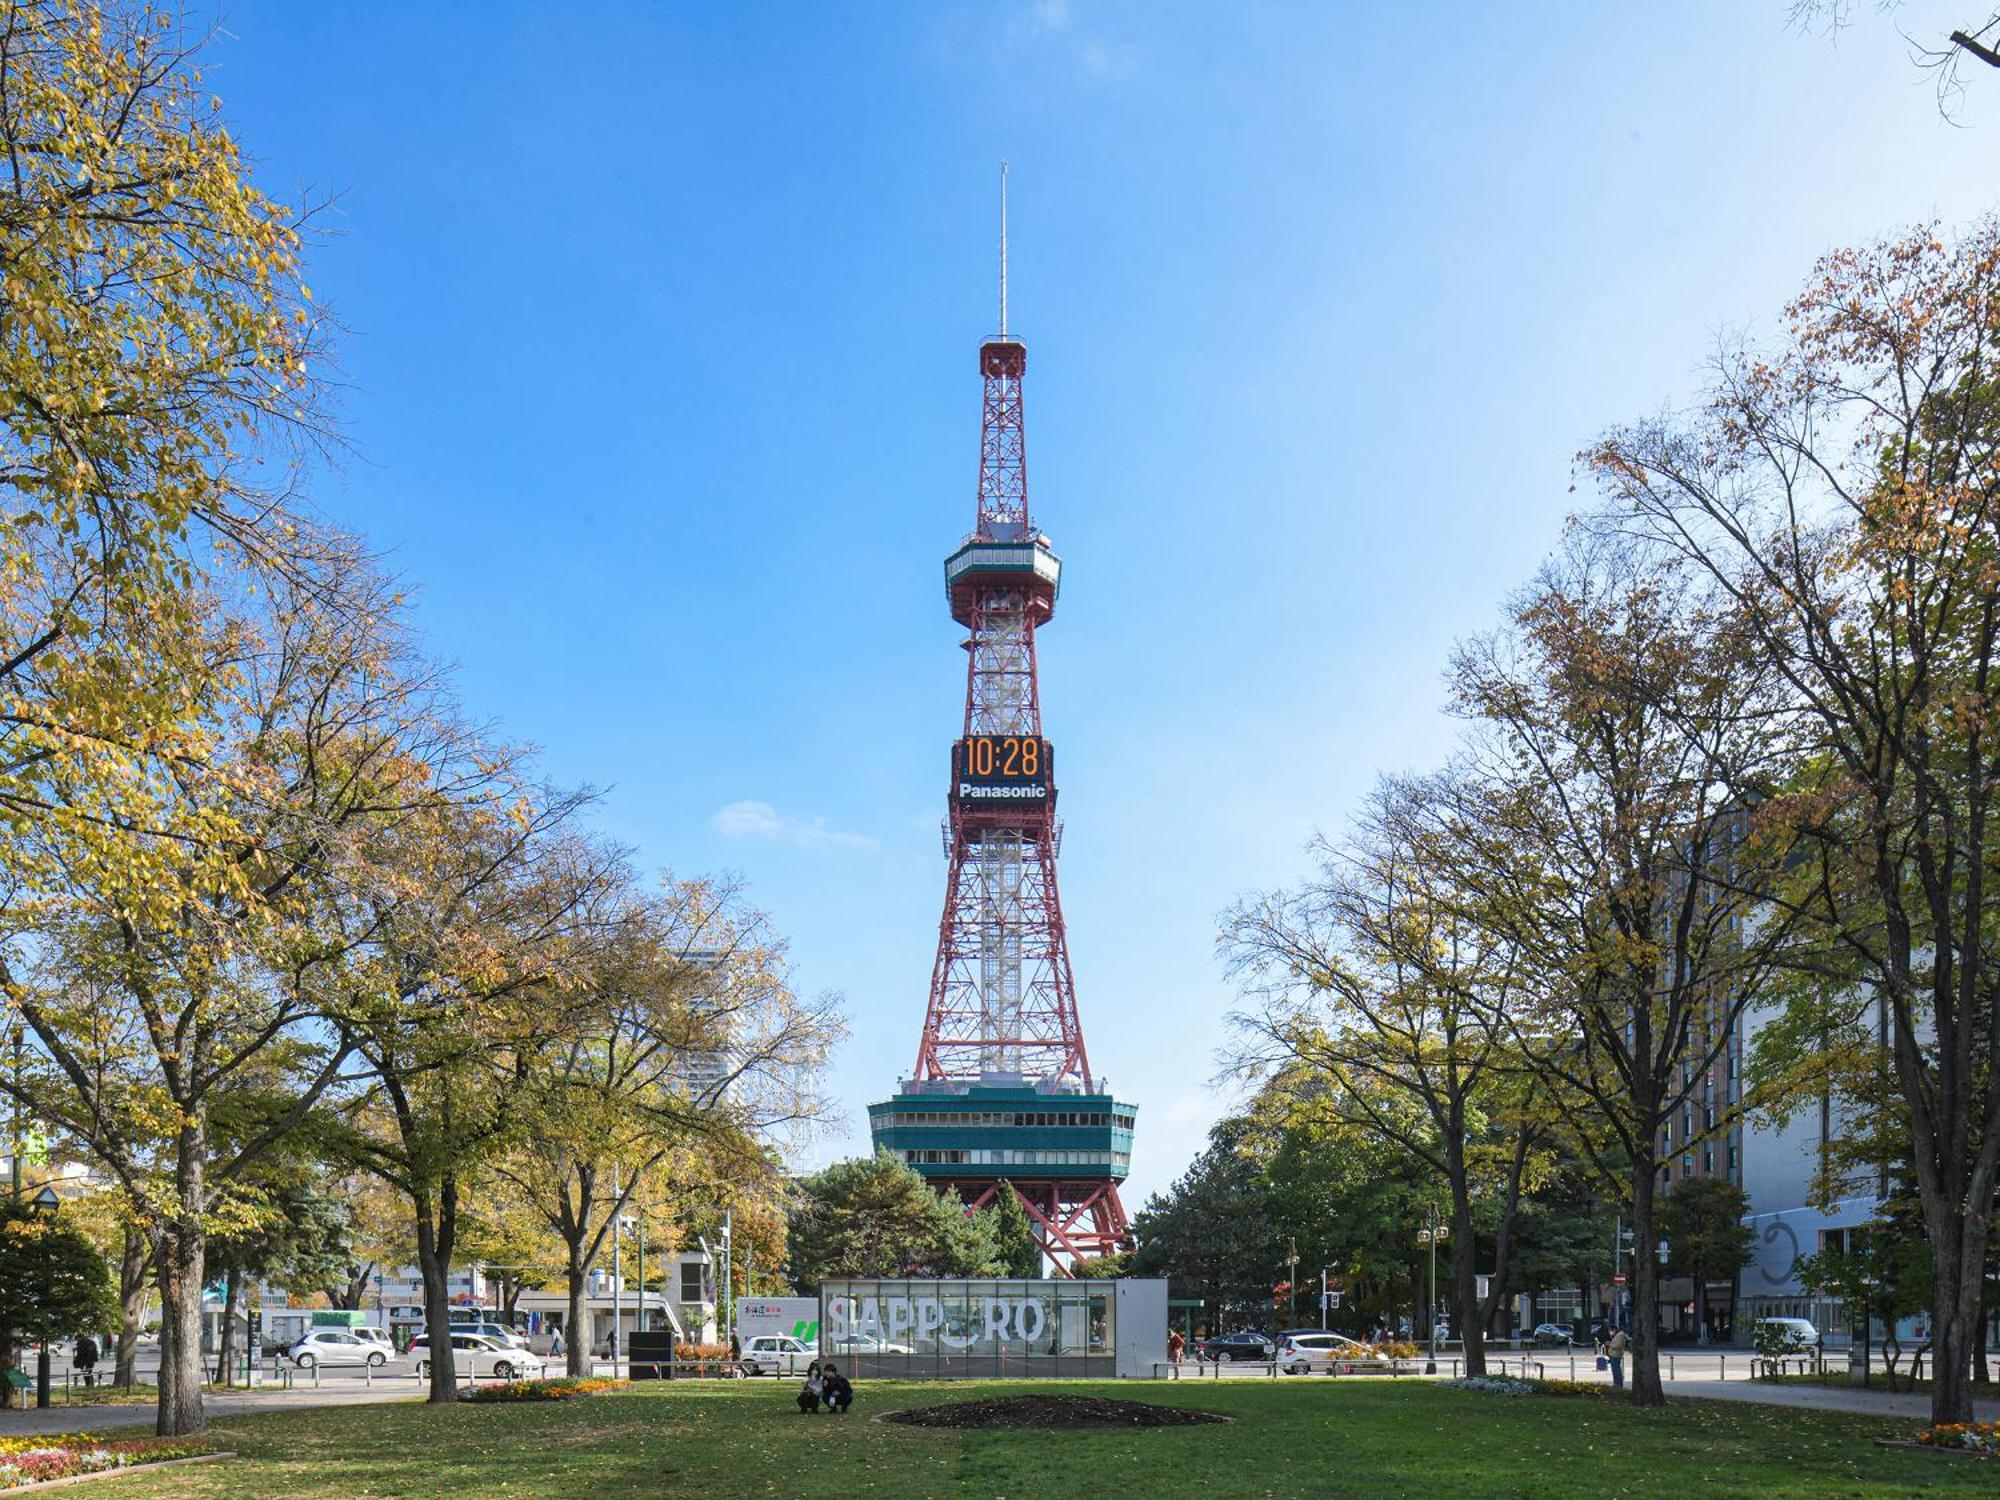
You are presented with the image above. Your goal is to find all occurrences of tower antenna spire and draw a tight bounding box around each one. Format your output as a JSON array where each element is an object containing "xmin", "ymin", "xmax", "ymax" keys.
[{"xmin": 998, "ymin": 159, "xmax": 1009, "ymax": 338}]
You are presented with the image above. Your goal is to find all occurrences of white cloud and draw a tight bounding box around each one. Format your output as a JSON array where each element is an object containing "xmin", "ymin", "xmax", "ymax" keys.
[
  {"xmin": 998, "ymin": 0, "xmax": 1136, "ymax": 79},
  {"xmin": 710, "ymin": 800, "xmax": 878, "ymax": 851},
  {"xmin": 1008, "ymin": 0, "xmax": 1069, "ymax": 41},
  {"xmin": 1078, "ymin": 38, "xmax": 1138, "ymax": 79}
]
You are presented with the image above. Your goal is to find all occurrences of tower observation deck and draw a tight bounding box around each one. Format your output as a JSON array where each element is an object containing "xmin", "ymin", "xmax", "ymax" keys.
[{"xmin": 868, "ymin": 177, "xmax": 1135, "ymax": 1271}]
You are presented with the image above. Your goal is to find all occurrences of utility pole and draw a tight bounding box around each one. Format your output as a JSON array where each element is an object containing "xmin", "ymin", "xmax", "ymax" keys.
[
  {"xmin": 611, "ymin": 1167, "xmax": 622, "ymax": 1379},
  {"xmin": 1286, "ymin": 1239, "xmax": 1298, "ymax": 1324},
  {"xmin": 1319, "ymin": 1269, "xmax": 1328, "ymax": 1332},
  {"xmin": 721, "ymin": 1209, "xmax": 733, "ymax": 1353},
  {"xmin": 634, "ymin": 1209, "xmax": 645, "ymax": 1349}
]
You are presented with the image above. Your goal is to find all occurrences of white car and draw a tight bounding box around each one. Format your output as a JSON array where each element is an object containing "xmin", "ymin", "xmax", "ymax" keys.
[
  {"xmin": 1277, "ymin": 1332, "xmax": 1382, "ymax": 1374},
  {"xmin": 448, "ymin": 1320, "xmax": 532, "ymax": 1360},
  {"xmin": 286, "ymin": 1329, "xmax": 390, "ymax": 1370},
  {"xmin": 1756, "ymin": 1317, "xmax": 1820, "ymax": 1349},
  {"xmin": 739, "ymin": 1335, "xmax": 816, "ymax": 1377},
  {"xmin": 440, "ymin": 1322, "xmax": 532, "ymax": 1351},
  {"xmin": 410, "ymin": 1332, "xmax": 543, "ymax": 1382}
]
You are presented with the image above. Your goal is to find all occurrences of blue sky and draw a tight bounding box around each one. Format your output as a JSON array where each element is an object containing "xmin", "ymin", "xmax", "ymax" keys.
[{"xmin": 215, "ymin": 1, "xmax": 1996, "ymax": 1206}]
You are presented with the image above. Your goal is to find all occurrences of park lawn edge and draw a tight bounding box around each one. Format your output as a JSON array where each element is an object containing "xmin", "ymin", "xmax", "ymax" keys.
[{"xmin": 1, "ymin": 1453, "xmax": 234, "ymax": 1494}]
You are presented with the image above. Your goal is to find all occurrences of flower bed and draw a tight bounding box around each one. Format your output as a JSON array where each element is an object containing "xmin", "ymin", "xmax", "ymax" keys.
[
  {"xmin": 462, "ymin": 1377, "xmax": 630, "ymax": 1404},
  {"xmin": 0, "ymin": 1433, "xmax": 217, "ymax": 1490},
  {"xmin": 1444, "ymin": 1375, "xmax": 1620, "ymax": 1400},
  {"xmin": 1444, "ymin": 1376, "xmax": 1536, "ymax": 1397},
  {"xmin": 1913, "ymin": 1419, "xmax": 2000, "ymax": 1456}
]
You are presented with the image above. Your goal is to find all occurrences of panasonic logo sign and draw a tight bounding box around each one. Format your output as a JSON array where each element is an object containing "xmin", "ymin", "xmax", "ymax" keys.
[{"xmin": 959, "ymin": 783, "xmax": 1048, "ymax": 799}]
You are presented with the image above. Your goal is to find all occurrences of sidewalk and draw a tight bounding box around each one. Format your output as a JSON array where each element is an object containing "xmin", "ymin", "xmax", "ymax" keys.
[
  {"xmin": 1665, "ymin": 1377, "xmax": 2000, "ymax": 1421},
  {"xmin": 0, "ymin": 1382, "xmax": 425, "ymax": 1439},
  {"xmin": 0, "ymin": 1358, "xmax": 652, "ymax": 1439}
]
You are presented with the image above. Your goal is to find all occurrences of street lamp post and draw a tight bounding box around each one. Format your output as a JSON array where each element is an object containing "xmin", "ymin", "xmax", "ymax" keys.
[
  {"xmin": 611, "ymin": 1168, "xmax": 623, "ymax": 1380},
  {"xmin": 1427, "ymin": 1228, "xmax": 1436, "ymax": 1368},
  {"xmin": 1417, "ymin": 1221, "xmax": 1446, "ymax": 1375},
  {"xmin": 30, "ymin": 1186, "xmax": 58, "ymax": 1409}
]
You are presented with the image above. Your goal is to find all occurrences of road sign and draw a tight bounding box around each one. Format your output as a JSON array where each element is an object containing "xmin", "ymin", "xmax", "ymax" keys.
[{"xmin": 1613, "ymin": 1273, "xmax": 1627, "ymax": 1286}]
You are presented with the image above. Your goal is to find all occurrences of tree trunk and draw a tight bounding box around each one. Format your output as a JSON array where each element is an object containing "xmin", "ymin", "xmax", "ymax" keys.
[
  {"xmin": 1483, "ymin": 1126, "xmax": 1532, "ymax": 1339},
  {"xmin": 154, "ymin": 1218, "xmax": 207, "ymax": 1435},
  {"xmin": 116, "ymin": 1228, "xmax": 150, "ymax": 1387},
  {"xmin": 0, "ymin": 1331, "xmax": 14, "ymax": 1409},
  {"xmin": 1928, "ymin": 1224, "xmax": 1986, "ymax": 1424},
  {"xmin": 568, "ymin": 1248, "xmax": 588, "ymax": 1384},
  {"xmin": 412, "ymin": 1177, "xmax": 460, "ymax": 1403},
  {"xmin": 326, "ymin": 1264, "xmax": 373, "ymax": 1311},
  {"xmin": 154, "ymin": 1105, "xmax": 209, "ymax": 1437},
  {"xmin": 1692, "ymin": 1253, "xmax": 1708, "ymax": 1344},
  {"xmin": 213, "ymin": 1274, "xmax": 240, "ymax": 1387},
  {"xmin": 1449, "ymin": 1168, "xmax": 1485, "ymax": 1377},
  {"xmin": 1629, "ymin": 1158, "xmax": 1664, "ymax": 1406}
]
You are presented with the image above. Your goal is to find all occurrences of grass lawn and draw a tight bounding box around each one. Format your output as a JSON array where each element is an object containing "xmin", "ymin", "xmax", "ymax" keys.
[{"xmin": 84, "ymin": 1378, "xmax": 1994, "ymax": 1499}]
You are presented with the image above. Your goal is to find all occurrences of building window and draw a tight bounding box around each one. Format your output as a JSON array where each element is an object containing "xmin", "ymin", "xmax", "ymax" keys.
[{"xmin": 679, "ymin": 1264, "xmax": 704, "ymax": 1304}]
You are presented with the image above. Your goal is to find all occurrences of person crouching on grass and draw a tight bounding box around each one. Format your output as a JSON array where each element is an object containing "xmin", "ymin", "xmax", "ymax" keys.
[
  {"xmin": 796, "ymin": 1361, "xmax": 824, "ymax": 1413},
  {"xmin": 821, "ymin": 1363, "xmax": 853, "ymax": 1414}
]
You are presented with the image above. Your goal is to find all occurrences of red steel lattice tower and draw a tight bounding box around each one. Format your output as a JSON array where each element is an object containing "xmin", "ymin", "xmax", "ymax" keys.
[{"xmin": 869, "ymin": 170, "xmax": 1134, "ymax": 1270}]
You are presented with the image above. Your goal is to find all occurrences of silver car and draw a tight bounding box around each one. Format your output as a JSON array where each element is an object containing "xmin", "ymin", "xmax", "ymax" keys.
[
  {"xmin": 410, "ymin": 1331, "xmax": 543, "ymax": 1381},
  {"xmin": 1277, "ymin": 1333, "xmax": 1383, "ymax": 1374},
  {"xmin": 286, "ymin": 1329, "xmax": 390, "ymax": 1370}
]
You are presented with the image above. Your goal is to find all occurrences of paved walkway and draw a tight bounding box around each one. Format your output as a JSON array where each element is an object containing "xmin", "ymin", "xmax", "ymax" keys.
[
  {"xmin": 1664, "ymin": 1377, "xmax": 2000, "ymax": 1421},
  {"xmin": 0, "ymin": 1381, "xmax": 423, "ymax": 1438}
]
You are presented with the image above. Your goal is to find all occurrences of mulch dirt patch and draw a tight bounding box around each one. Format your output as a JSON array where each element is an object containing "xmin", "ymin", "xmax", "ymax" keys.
[{"xmin": 881, "ymin": 1394, "xmax": 1229, "ymax": 1430}]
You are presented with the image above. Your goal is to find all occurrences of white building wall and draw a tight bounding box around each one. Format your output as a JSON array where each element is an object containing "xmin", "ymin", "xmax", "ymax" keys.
[
  {"xmin": 1735, "ymin": 1002, "xmax": 1878, "ymax": 1337},
  {"xmin": 1114, "ymin": 1278, "xmax": 1167, "ymax": 1378}
]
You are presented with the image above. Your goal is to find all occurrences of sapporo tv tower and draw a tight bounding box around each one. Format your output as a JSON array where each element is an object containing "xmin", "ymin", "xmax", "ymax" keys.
[{"xmin": 868, "ymin": 169, "xmax": 1135, "ymax": 1271}]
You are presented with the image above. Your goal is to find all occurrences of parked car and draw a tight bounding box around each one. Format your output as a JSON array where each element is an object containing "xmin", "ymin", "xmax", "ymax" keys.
[
  {"xmin": 1754, "ymin": 1317, "xmax": 1820, "ymax": 1350},
  {"xmin": 739, "ymin": 1335, "xmax": 816, "ymax": 1377},
  {"xmin": 409, "ymin": 1332, "xmax": 543, "ymax": 1382},
  {"xmin": 1529, "ymin": 1322, "xmax": 1577, "ymax": 1347},
  {"xmin": 1198, "ymin": 1331, "xmax": 1274, "ymax": 1362},
  {"xmin": 285, "ymin": 1330, "xmax": 390, "ymax": 1370},
  {"xmin": 1276, "ymin": 1332, "xmax": 1379, "ymax": 1374},
  {"xmin": 436, "ymin": 1322, "xmax": 532, "ymax": 1351}
]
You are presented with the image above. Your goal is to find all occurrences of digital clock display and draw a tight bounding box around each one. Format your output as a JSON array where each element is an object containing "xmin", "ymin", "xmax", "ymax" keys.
[{"xmin": 953, "ymin": 735, "xmax": 1053, "ymax": 803}]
